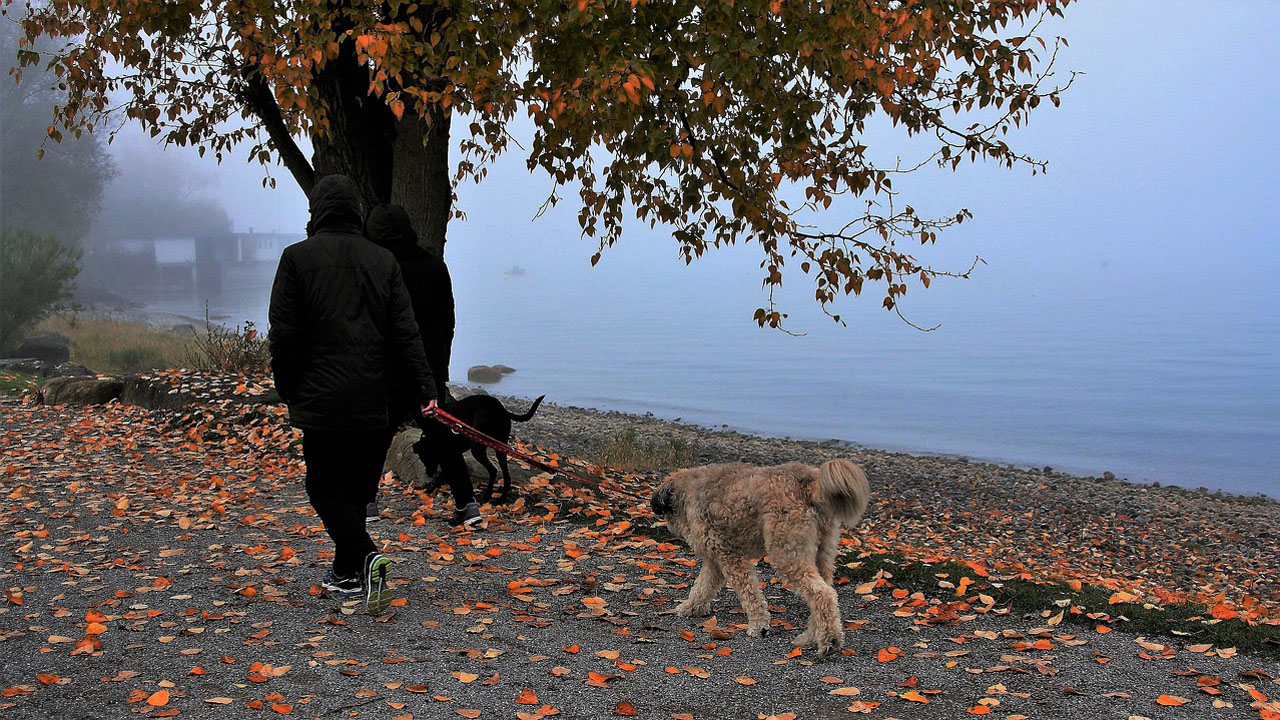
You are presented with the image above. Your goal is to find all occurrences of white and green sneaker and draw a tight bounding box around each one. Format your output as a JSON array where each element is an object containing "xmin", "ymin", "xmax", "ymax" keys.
[{"xmin": 363, "ymin": 552, "xmax": 392, "ymax": 614}]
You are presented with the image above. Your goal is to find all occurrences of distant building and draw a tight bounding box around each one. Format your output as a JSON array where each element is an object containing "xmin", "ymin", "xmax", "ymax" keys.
[{"xmin": 89, "ymin": 231, "xmax": 303, "ymax": 291}]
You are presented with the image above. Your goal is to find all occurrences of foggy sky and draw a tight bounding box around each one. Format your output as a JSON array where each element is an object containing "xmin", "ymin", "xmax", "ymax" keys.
[{"xmin": 102, "ymin": 0, "xmax": 1280, "ymax": 323}]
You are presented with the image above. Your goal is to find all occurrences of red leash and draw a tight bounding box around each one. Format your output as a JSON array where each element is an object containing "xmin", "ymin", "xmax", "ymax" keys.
[{"xmin": 425, "ymin": 406, "xmax": 649, "ymax": 502}]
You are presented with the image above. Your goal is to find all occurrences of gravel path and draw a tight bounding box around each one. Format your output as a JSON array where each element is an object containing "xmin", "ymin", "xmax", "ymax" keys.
[{"xmin": 1, "ymin": 393, "xmax": 1278, "ymax": 720}]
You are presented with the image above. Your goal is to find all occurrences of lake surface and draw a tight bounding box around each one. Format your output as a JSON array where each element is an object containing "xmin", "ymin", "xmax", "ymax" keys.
[{"xmin": 132, "ymin": 255, "xmax": 1280, "ymax": 500}]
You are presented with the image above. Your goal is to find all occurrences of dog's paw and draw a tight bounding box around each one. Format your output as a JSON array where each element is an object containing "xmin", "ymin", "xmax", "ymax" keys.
[
  {"xmin": 675, "ymin": 601, "xmax": 712, "ymax": 617},
  {"xmin": 745, "ymin": 614, "xmax": 772, "ymax": 637},
  {"xmin": 811, "ymin": 627, "xmax": 845, "ymax": 660}
]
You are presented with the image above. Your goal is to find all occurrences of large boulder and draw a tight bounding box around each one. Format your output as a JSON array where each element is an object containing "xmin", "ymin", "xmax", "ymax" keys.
[
  {"xmin": 40, "ymin": 376, "xmax": 124, "ymax": 405},
  {"xmin": 467, "ymin": 365, "xmax": 504, "ymax": 383},
  {"xmin": 119, "ymin": 376, "xmax": 191, "ymax": 410},
  {"xmin": 0, "ymin": 358, "xmax": 92, "ymax": 377},
  {"xmin": 14, "ymin": 332, "xmax": 70, "ymax": 363}
]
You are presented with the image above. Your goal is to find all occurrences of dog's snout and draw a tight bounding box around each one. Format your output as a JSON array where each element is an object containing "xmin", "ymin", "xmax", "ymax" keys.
[{"xmin": 651, "ymin": 485, "xmax": 674, "ymax": 516}]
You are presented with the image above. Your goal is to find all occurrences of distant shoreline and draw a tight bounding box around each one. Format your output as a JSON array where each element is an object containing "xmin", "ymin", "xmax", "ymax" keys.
[{"xmin": 478, "ymin": 384, "xmax": 1280, "ymax": 507}]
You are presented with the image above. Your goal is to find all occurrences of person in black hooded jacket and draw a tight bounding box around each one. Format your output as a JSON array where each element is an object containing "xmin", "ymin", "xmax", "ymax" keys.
[
  {"xmin": 363, "ymin": 203, "xmax": 475, "ymax": 524},
  {"xmin": 364, "ymin": 203, "xmax": 455, "ymax": 404},
  {"xmin": 268, "ymin": 175, "xmax": 437, "ymax": 612}
]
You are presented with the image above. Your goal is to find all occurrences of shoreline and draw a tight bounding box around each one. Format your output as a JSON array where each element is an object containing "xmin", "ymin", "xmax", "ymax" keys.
[
  {"xmin": 483, "ymin": 384, "xmax": 1280, "ymax": 612},
  {"xmin": 475, "ymin": 385, "xmax": 1280, "ymax": 508}
]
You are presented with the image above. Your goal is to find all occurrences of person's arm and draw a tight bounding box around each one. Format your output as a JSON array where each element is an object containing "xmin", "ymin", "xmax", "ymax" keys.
[
  {"xmin": 387, "ymin": 263, "xmax": 437, "ymax": 407},
  {"xmin": 267, "ymin": 250, "xmax": 302, "ymax": 402}
]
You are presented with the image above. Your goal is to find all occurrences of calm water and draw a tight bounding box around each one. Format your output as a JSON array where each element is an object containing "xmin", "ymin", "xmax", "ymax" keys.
[{"xmin": 135, "ymin": 257, "xmax": 1280, "ymax": 499}]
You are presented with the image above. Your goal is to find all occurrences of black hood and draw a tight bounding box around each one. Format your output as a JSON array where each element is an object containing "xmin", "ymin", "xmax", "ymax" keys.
[
  {"xmin": 364, "ymin": 203, "xmax": 418, "ymax": 248},
  {"xmin": 307, "ymin": 174, "xmax": 364, "ymax": 235}
]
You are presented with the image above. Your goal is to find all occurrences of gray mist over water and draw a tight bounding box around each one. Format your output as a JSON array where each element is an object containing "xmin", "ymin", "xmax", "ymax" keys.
[{"xmin": 75, "ymin": 1, "xmax": 1280, "ymax": 496}]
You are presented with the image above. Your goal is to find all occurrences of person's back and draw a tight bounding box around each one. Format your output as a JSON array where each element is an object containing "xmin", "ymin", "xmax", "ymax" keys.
[
  {"xmin": 268, "ymin": 174, "xmax": 436, "ymax": 613},
  {"xmin": 365, "ymin": 203, "xmax": 455, "ymax": 403}
]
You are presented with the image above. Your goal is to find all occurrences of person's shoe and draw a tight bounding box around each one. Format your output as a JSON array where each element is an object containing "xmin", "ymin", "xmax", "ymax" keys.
[
  {"xmin": 321, "ymin": 569, "xmax": 363, "ymax": 596},
  {"xmin": 363, "ymin": 552, "xmax": 392, "ymax": 615},
  {"xmin": 450, "ymin": 502, "xmax": 484, "ymax": 528},
  {"xmin": 365, "ymin": 501, "xmax": 381, "ymax": 523}
]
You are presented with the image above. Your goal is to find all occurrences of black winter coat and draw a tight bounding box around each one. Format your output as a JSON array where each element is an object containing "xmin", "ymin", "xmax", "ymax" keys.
[
  {"xmin": 365, "ymin": 204, "xmax": 455, "ymax": 395},
  {"xmin": 268, "ymin": 176, "xmax": 436, "ymax": 430},
  {"xmin": 364, "ymin": 205, "xmax": 454, "ymax": 349}
]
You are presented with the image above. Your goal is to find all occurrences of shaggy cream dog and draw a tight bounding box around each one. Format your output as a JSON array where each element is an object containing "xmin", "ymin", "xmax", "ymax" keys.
[{"xmin": 651, "ymin": 459, "xmax": 870, "ymax": 658}]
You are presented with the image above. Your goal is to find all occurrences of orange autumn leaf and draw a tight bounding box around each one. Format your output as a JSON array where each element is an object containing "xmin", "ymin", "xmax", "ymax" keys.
[
  {"xmin": 36, "ymin": 673, "xmax": 59, "ymax": 685},
  {"xmin": 900, "ymin": 691, "xmax": 929, "ymax": 703},
  {"xmin": 147, "ymin": 690, "xmax": 170, "ymax": 706},
  {"xmin": 456, "ymin": 711, "xmax": 481, "ymax": 719},
  {"xmin": 515, "ymin": 688, "xmax": 538, "ymax": 704},
  {"xmin": 614, "ymin": 701, "xmax": 638, "ymax": 716},
  {"xmin": 1156, "ymin": 695, "xmax": 1191, "ymax": 706},
  {"xmin": 967, "ymin": 705, "xmax": 991, "ymax": 714}
]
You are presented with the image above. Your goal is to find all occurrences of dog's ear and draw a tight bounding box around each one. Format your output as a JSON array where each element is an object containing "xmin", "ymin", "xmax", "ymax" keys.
[{"xmin": 651, "ymin": 484, "xmax": 676, "ymax": 516}]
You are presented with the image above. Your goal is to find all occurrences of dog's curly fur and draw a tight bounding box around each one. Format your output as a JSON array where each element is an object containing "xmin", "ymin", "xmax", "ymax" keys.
[{"xmin": 652, "ymin": 459, "xmax": 870, "ymax": 658}]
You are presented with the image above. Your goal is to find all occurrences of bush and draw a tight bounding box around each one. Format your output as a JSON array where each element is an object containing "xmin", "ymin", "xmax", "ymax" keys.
[
  {"xmin": 183, "ymin": 308, "xmax": 270, "ymax": 375},
  {"xmin": 0, "ymin": 228, "xmax": 80, "ymax": 353}
]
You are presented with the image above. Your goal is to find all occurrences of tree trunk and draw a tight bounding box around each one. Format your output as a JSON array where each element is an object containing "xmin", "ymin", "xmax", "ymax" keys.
[{"xmin": 391, "ymin": 104, "xmax": 452, "ymax": 258}]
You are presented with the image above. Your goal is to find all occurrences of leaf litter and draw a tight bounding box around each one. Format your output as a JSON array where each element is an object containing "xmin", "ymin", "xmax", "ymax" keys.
[{"xmin": 2, "ymin": 378, "xmax": 1280, "ymax": 719}]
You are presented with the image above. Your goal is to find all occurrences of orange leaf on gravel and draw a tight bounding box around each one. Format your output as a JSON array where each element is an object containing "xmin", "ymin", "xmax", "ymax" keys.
[
  {"xmin": 1156, "ymin": 695, "xmax": 1191, "ymax": 706},
  {"xmin": 515, "ymin": 688, "xmax": 538, "ymax": 704},
  {"xmin": 615, "ymin": 701, "xmax": 638, "ymax": 716},
  {"xmin": 829, "ymin": 687, "xmax": 860, "ymax": 696},
  {"xmin": 900, "ymin": 691, "xmax": 929, "ymax": 703},
  {"xmin": 734, "ymin": 677, "xmax": 756, "ymax": 685},
  {"xmin": 456, "ymin": 711, "xmax": 480, "ymax": 719},
  {"xmin": 147, "ymin": 690, "xmax": 170, "ymax": 706}
]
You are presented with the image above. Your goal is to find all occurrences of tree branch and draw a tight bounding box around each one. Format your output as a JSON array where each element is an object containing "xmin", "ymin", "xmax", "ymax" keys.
[{"xmin": 239, "ymin": 71, "xmax": 315, "ymax": 196}]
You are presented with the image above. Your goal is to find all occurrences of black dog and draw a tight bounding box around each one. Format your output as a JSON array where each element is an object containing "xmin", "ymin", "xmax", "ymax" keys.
[{"xmin": 413, "ymin": 394, "xmax": 545, "ymax": 504}]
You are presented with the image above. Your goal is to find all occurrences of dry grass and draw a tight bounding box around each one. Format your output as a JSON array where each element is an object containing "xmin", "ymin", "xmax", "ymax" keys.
[
  {"xmin": 589, "ymin": 427, "xmax": 699, "ymax": 472},
  {"xmin": 36, "ymin": 315, "xmax": 190, "ymax": 374}
]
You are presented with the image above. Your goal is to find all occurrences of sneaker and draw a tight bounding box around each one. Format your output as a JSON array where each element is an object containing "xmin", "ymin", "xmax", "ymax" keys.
[
  {"xmin": 450, "ymin": 502, "xmax": 484, "ymax": 528},
  {"xmin": 321, "ymin": 569, "xmax": 363, "ymax": 596},
  {"xmin": 363, "ymin": 552, "xmax": 392, "ymax": 614},
  {"xmin": 365, "ymin": 501, "xmax": 381, "ymax": 523}
]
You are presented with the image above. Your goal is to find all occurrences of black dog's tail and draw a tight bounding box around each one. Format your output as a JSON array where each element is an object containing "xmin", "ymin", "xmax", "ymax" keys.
[{"xmin": 508, "ymin": 394, "xmax": 545, "ymax": 422}]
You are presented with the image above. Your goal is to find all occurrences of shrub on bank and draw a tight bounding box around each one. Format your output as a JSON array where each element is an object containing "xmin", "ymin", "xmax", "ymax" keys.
[{"xmin": 183, "ymin": 310, "xmax": 269, "ymax": 375}]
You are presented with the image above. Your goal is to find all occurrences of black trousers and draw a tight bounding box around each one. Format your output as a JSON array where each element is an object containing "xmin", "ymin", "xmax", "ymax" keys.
[{"xmin": 302, "ymin": 428, "xmax": 393, "ymax": 578}]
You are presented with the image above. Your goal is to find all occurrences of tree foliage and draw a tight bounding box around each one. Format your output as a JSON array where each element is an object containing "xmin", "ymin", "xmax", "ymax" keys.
[
  {"xmin": 0, "ymin": 227, "xmax": 81, "ymax": 352},
  {"xmin": 9, "ymin": 0, "xmax": 1075, "ymax": 326}
]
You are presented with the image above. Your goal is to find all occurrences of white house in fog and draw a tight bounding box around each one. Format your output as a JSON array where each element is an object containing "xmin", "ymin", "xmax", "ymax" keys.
[{"xmin": 93, "ymin": 231, "xmax": 302, "ymax": 290}]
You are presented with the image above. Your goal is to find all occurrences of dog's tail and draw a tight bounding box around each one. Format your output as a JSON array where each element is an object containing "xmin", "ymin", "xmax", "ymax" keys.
[
  {"xmin": 507, "ymin": 394, "xmax": 545, "ymax": 422},
  {"xmin": 817, "ymin": 459, "xmax": 870, "ymax": 526}
]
